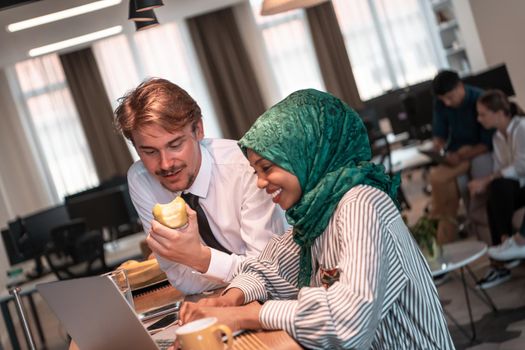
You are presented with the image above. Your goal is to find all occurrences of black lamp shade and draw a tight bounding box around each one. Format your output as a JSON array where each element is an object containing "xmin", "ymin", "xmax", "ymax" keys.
[
  {"xmin": 129, "ymin": 0, "xmax": 156, "ymax": 22},
  {"xmin": 135, "ymin": 0, "xmax": 164, "ymax": 12},
  {"xmin": 135, "ymin": 18, "xmax": 159, "ymax": 31}
]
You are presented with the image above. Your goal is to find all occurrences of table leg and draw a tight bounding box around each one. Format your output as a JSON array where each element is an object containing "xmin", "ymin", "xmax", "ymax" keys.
[
  {"xmin": 464, "ymin": 265, "xmax": 498, "ymax": 312},
  {"xmin": 460, "ymin": 267, "xmax": 476, "ymax": 341},
  {"xmin": 1, "ymin": 299, "xmax": 21, "ymax": 350},
  {"xmin": 442, "ymin": 307, "xmax": 472, "ymax": 341},
  {"xmin": 27, "ymin": 292, "xmax": 46, "ymax": 346}
]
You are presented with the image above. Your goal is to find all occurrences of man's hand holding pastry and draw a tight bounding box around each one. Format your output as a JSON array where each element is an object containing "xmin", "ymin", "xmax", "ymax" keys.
[{"xmin": 147, "ymin": 199, "xmax": 211, "ymax": 273}]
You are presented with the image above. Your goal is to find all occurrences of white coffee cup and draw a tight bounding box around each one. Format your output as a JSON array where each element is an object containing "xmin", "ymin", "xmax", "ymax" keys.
[{"xmin": 175, "ymin": 317, "xmax": 233, "ymax": 350}]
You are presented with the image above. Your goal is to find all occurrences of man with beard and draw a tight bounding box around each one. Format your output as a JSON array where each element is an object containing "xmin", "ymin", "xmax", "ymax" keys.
[{"xmin": 114, "ymin": 78, "xmax": 286, "ymax": 294}]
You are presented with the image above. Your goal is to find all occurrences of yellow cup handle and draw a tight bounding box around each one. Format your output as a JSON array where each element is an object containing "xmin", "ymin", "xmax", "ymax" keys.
[{"xmin": 212, "ymin": 324, "xmax": 233, "ymax": 349}]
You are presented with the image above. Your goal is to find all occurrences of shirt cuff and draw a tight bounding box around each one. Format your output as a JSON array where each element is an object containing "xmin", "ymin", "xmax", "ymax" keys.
[
  {"xmin": 203, "ymin": 248, "xmax": 233, "ymax": 281},
  {"xmin": 260, "ymin": 300, "xmax": 298, "ymax": 338},
  {"xmin": 501, "ymin": 165, "xmax": 518, "ymax": 179},
  {"xmin": 224, "ymin": 274, "xmax": 268, "ymax": 303}
]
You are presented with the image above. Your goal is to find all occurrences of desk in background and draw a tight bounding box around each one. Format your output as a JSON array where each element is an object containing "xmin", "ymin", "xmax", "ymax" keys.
[
  {"xmin": 372, "ymin": 139, "xmax": 434, "ymax": 209},
  {"xmin": 104, "ymin": 231, "xmax": 145, "ymax": 267},
  {"xmin": 1, "ymin": 232, "xmax": 145, "ymax": 350},
  {"xmin": 378, "ymin": 140, "xmax": 433, "ymax": 174},
  {"xmin": 0, "ymin": 273, "xmax": 56, "ymax": 350}
]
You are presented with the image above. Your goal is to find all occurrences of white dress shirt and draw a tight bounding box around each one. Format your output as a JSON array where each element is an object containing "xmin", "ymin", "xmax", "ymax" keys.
[
  {"xmin": 128, "ymin": 138, "xmax": 286, "ymax": 294},
  {"xmin": 227, "ymin": 186, "xmax": 454, "ymax": 349},
  {"xmin": 493, "ymin": 116, "xmax": 525, "ymax": 186}
]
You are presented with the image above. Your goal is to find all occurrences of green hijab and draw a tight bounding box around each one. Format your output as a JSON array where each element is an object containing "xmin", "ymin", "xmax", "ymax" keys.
[{"xmin": 239, "ymin": 89, "xmax": 400, "ymax": 288}]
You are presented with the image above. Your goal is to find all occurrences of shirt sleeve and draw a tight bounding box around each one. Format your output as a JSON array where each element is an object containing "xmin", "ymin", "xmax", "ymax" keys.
[
  {"xmin": 227, "ymin": 199, "xmax": 406, "ymax": 349},
  {"xmin": 127, "ymin": 168, "xmax": 226, "ymax": 294},
  {"xmin": 432, "ymin": 100, "xmax": 448, "ymax": 141},
  {"xmin": 500, "ymin": 122, "xmax": 525, "ymax": 179},
  {"xmin": 225, "ymin": 228, "xmax": 300, "ymax": 303},
  {"xmin": 205, "ymin": 169, "xmax": 287, "ymax": 283},
  {"xmin": 492, "ymin": 136, "xmax": 504, "ymax": 173}
]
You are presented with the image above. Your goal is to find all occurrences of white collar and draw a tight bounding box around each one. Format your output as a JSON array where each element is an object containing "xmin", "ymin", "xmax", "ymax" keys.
[
  {"xmin": 498, "ymin": 116, "xmax": 520, "ymax": 139},
  {"xmin": 184, "ymin": 143, "xmax": 211, "ymax": 199},
  {"xmin": 506, "ymin": 116, "xmax": 520, "ymax": 134}
]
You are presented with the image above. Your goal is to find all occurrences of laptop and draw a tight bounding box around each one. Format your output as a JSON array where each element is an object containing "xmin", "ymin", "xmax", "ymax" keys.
[{"xmin": 37, "ymin": 276, "xmax": 175, "ymax": 350}]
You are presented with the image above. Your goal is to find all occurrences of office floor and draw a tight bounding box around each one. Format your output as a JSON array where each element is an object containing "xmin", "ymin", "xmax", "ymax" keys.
[{"xmin": 3, "ymin": 169, "xmax": 525, "ymax": 350}]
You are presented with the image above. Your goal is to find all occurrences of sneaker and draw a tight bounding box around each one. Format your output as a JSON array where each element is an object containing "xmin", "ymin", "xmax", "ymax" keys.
[
  {"xmin": 476, "ymin": 268, "xmax": 511, "ymax": 289},
  {"xmin": 504, "ymin": 259, "xmax": 521, "ymax": 269},
  {"xmin": 488, "ymin": 237, "xmax": 525, "ymax": 261}
]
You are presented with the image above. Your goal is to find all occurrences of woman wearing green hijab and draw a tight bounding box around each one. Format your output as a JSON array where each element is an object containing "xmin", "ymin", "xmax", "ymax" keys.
[{"xmin": 180, "ymin": 89, "xmax": 454, "ymax": 349}]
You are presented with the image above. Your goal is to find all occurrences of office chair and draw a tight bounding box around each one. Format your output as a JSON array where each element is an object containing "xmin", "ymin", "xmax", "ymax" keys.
[{"xmin": 44, "ymin": 219, "xmax": 109, "ymax": 280}]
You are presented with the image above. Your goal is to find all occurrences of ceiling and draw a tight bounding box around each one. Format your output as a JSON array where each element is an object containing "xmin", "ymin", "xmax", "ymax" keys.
[
  {"xmin": 0, "ymin": 0, "xmax": 242, "ymax": 68},
  {"xmin": 0, "ymin": 0, "xmax": 41, "ymax": 12}
]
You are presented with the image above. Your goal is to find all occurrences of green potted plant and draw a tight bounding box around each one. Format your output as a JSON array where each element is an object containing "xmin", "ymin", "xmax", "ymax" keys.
[{"xmin": 410, "ymin": 215, "xmax": 441, "ymax": 261}]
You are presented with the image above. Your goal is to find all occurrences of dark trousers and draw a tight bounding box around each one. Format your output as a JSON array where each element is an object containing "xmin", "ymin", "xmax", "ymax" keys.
[{"xmin": 487, "ymin": 178, "xmax": 525, "ymax": 245}]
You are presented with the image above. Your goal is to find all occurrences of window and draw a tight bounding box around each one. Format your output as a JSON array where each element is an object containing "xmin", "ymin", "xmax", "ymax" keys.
[
  {"xmin": 332, "ymin": 0, "xmax": 438, "ymax": 100},
  {"xmin": 14, "ymin": 54, "xmax": 99, "ymax": 200},
  {"xmin": 93, "ymin": 21, "xmax": 222, "ymax": 140},
  {"xmin": 250, "ymin": 0, "xmax": 325, "ymax": 99}
]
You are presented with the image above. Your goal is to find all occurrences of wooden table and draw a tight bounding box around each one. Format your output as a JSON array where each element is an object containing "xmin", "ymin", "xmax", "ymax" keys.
[{"xmin": 71, "ymin": 284, "xmax": 301, "ymax": 349}]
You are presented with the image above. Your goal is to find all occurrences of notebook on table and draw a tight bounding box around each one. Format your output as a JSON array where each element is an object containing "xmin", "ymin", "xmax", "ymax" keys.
[{"xmin": 37, "ymin": 276, "xmax": 175, "ymax": 350}]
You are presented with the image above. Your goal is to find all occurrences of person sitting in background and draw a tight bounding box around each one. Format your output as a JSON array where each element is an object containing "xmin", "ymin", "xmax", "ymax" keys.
[
  {"xmin": 468, "ymin": 90, "xmax": 525, "ymax": 289},
  {"xmin": 430, "ymin": 70, "xmax": 494, "ymax": 244},
  {"xmin": 114, "ymin": 78, "xmax": 286, "ymax": 294},
  {"xmin": 179, "ymin": 89, "xmax": 454, "ymax": 349}
]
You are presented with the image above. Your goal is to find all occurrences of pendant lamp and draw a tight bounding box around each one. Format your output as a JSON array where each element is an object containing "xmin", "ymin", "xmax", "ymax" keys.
[
  {"xmin": 135, "ymin": 17, "xmax": 159, "ymax": 31},
  {"xmin": 129, "ymin": 0, "xmax": 156, "ymax": 21},
  {"xmin": 135, "ymin": 0, "xmax": 164, "ymax": 12},
  {"xmin": 260, "ymin": 0, "xmax": 329, "ymax": 16}
]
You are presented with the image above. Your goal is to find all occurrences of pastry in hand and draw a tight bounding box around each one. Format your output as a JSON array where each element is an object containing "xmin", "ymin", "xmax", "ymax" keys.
[
  {"xmin": 152, "ymin": 196, "xmax": 188, "ymax": 229},
  {"xmin": 119, "ymin": 259, "xmax": 165, "ymax": 286}
]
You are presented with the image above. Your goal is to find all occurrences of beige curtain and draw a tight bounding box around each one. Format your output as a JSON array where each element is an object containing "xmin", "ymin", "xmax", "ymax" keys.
[
  {"xmin": 187, "ymin": 7, "xmax": 266, "ymax": 140},
  {"xmin": 306, "ymin": 1, "xmax": 363, "ymax": 109},
  {"xmin": 60, "ymin": 47, "xmax": 133, "ymax": 182}
]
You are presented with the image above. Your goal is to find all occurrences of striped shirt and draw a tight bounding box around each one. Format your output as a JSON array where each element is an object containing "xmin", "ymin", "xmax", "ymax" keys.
[{"xmin": 226, "ymin": 185, "xmax": 454, "ymax": 349}]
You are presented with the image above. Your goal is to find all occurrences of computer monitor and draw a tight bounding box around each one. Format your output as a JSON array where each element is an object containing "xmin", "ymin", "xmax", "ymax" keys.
[
  {"xmin": 65, "ymin": 186, "xmax": 132, "ymax": 234},
  {"xmin": 3, "ymin": 205, "xmax": 70, "ymax": 277},
  {"xmin": 402, "ymin": 86, "xmax": 434, "ymax": 141},
  {"xmin": 2, "ymin": 226, "xmax": 26, "ymax": 266},
  {"xmin": 23, "ymin": 205, "xmax": 70, "ymax": 256},
  {"xmin": 65, "ymin": 179, "xmax": 139, "ymax": 225},
  {"xmin": 463, "ymin": 64, "xmax": 515, "ymax": 97}
]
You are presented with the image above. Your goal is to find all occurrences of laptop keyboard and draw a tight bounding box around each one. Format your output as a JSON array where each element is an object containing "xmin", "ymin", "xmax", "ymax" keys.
[{"xmin": 155, "ymin": 338, "xmax": 174, "ymax": 350}]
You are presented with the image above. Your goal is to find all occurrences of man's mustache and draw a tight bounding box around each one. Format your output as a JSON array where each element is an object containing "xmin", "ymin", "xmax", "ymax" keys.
[{"xmin": 156, "ymin": 166, "xmax": 183, "ymax": 177}]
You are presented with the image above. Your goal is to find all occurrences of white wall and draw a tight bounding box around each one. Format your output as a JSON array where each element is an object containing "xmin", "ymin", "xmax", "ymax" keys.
[
  {"xmin": 452, "ymin": 0, "xmax": 487, "ymax": 72},
  {"xmin": 468, "ymin": 0, "xmax": 525, "ymax": 107}
]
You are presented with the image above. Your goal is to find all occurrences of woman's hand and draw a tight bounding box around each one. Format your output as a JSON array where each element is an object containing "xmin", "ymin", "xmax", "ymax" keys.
[
  {"xmin": 180, "ymin": 288, "xmax": 245, "ymax": 320},
  {"xmin": 147, "ymin": 204, "xmax": 211, "ymax": 273},
  {"xmin": 179, "ymin": 301, "xmax": 263, "ymax": 332}
]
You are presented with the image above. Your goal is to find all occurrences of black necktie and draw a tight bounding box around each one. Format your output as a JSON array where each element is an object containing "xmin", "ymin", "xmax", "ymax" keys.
[{"xmin": 180, "ymin": 192, "xmax": 232, "ymax": 255}]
